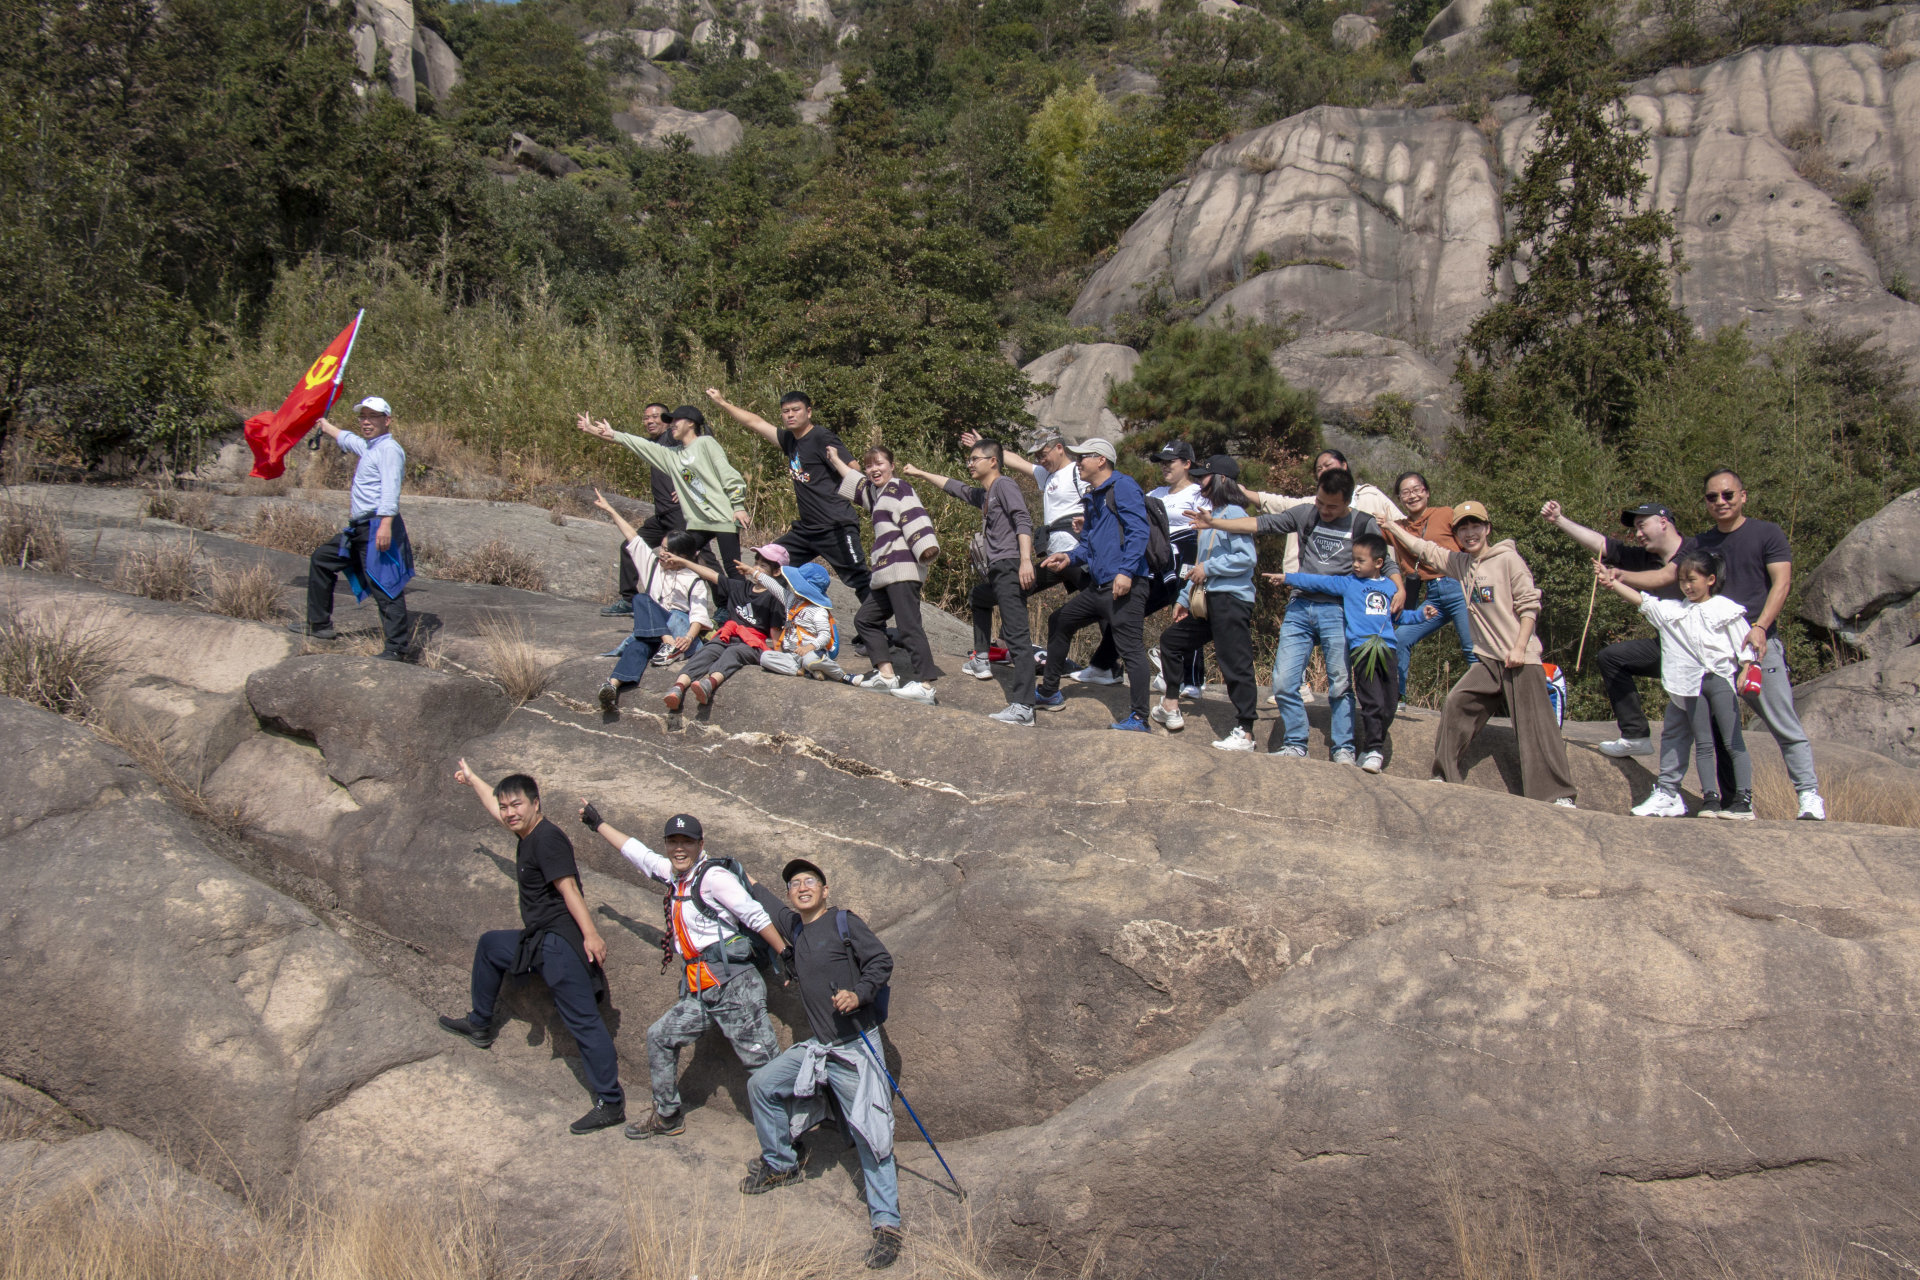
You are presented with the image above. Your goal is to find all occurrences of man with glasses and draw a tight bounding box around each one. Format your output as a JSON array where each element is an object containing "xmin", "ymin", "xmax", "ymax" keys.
[{"xmin": 1694, "ymin": 469, "xmax": 1826, "ymax": 820}]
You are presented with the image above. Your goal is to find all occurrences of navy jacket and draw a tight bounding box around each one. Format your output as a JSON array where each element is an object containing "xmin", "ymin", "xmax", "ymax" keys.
[{"xmin": 1067, "ymin": 472, "xmax": 1150, "ymax": 587}]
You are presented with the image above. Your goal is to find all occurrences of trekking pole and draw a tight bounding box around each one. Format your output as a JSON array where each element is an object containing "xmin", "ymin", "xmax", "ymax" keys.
[{"xmin": 855, "ymin": 1027, "xmax": 964, "ymax": 1198}]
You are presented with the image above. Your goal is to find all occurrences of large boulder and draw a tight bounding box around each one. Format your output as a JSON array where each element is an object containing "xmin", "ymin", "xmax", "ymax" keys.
[
  {"xmin": 1331, "ymin": 12, "xmax": 1380, "ymax": 49},
  {"xmin": 1021, "ymin": 343, "xmax": 1141, "ymax": 444},
  {"xmin": 1795, "ymin": 642, "xmax": 1920, "ymax": 766},
  {"xmin": 690, "ymin": 19, "xmax": 760, "ymax": 58},
  {"xmin": 1799, "ymin": 487, "xmax": 1920, "ymax": 657},
  {"xmin": 1269, "ymin": 329, "xmax": 1461, "ymax": 443},
  {"xmin": 615, "ymin": 105, "xmax": 744, "ymax": 156}
]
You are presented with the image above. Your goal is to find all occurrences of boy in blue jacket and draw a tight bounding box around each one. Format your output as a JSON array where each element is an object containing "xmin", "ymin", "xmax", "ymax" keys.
[{"xmin": 1269, "ymin": 532, "xmax": 1403, "ymax": 772}]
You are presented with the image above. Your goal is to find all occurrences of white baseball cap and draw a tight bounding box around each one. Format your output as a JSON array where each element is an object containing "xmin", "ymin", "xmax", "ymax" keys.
[
  {"xmin": 1067, "ymin": 437, "xmax": 1117, "ymax": 464},
  {"xmin": 355, "ymin": 396, "xmax": 393, "ymax": 416}
]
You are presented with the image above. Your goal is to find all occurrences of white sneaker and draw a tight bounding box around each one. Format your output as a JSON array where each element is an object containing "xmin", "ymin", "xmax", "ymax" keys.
[
  {"xmin": 989, "ymin": 702, "xmax": 1034, "ymax": 726},
  {"xmin": 1632, "ymin": 787, "xmax": 1687, "ymax": 818},
  {"xmin": 1148, "ymin": 647, "xmax": 1162, "ymax": 677},
  {"xmin": 961, "ymin": 656, "xmax": 993, "ymax": 680},
  {"xmin": 1211, "ymin": 727, "xmax": 1256, "ymax": 751},
  {"xmin": 1797, "ymin": 790, "xmax": 1827, "ymax": 821},
  {"xmin": 856, "ymin": 672, "xmax": 900, "ymax": 692},
  {"xmin": 1150, "ymin": 704, "xmax": 1185, "ymax": 731},
  {"xmin": 1299, "ymin": 683, "xmax": 1315, "ymax": 705},
  {"xmin": 1359, "ymin": 750, "xmax": 1384, "ymax": 774},
  {"xmin": 890, "ymin": 681, "xmax": 937, "ymax": 706},
  {"xmin": 1071, "ymin": 666, "xmax": 1122, "ymax": 685},
  {"xmin": 1598, "ymin": 736, "xmax": 1654, "ymax": 758},
  {"xmin": 1180, "ymin": 683, "xmax": 1205, "ymax": 700},
  {"xmin": 1332, "ymin": 747, "xmax": 1357, "ymax": 766},
  {"xmin": 1277, "ymin": 744, "xmax": 1308, "ymax": 758},
  {"xmin": 1552, "ymin": 797, "xmax": 1578, "ymax": 809}
]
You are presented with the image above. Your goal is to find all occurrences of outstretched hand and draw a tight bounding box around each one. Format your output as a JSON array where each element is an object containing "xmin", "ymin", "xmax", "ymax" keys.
[
  {"xmin": 705, "ymin": 387, "xmax": 725, "ymax": 404},
  {"xmin": 1540, "ymin": 500, "xmax": 1563, "ymax": 522},
  {"xmin": 591, "ymin": 488, "xmax": 616, "ymax": 516},
  {"xmin": 454, "ymin": 757, "xmax": 472, "ymax": 786},
  {"xmin": 958, "ymin": 429, "xmax": 981, "ymax": 448},
  {"xmin": 1188, "ymin": 510, "xmax": 1218, "ymax": 530},
  {"xmin": 575, "ymin": 413, "xmax": 615, "ymax": 441}
]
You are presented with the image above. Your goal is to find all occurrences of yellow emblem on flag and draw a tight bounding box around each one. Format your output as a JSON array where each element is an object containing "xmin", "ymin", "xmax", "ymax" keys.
[{"xmin": 303, "ymin": 353, "xmax": 340, "ymax": 390}]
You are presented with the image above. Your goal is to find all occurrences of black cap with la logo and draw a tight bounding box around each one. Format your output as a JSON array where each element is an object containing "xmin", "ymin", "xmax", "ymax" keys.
[{"xmin": 664, "ymin": 813, "xmax": 703, "ymax": 840}]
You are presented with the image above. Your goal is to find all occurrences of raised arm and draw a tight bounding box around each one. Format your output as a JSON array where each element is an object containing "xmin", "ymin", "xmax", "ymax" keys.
[
  {"xmin": 902, "ymin": 462, "xmax": 959, "ymax": 492},
  {"xmin": 1189, "ymin": 510, "xmax": 1259, "ymax": 535},
  {"xmin": 1594, "ymin": 560, "xmax": 1644, "ymax": 606},
  {"xmin": 705, "ymin": 388, "xmax": 781, "ymax": 446},
  {"xmin": 1538, "ymin": 500, "xmax": 1608, "ymax": 555},
  {"xmin": 659, "ymin": 548, "xmax": 721, "ymax": 585},
  {"xmin": 823, "ymin": 444, "xmax": 858, "ymax": 480},
  {"xmin": 592, "ymin": 489, "xmax": 640, "ymax": 544},
  {"xmin": 453, "ymin": 758, "xmax": 503, "ymax": 825}
]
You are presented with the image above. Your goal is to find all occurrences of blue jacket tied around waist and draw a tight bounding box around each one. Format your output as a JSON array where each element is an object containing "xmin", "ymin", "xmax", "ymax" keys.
[{"xmin": 342, "ymin": 514, "xmax": 415, "ymax": 603}]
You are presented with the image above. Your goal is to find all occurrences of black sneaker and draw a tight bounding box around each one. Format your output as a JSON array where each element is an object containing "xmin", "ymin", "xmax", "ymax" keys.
[
  {"xmin": 287, "ymin": 621, "xmax": 338, "ymax": 640},
  {"xmin": 1696, "ymin": 792, "xmax": 1724, "ymax": 819},
  {"xmin": 437, "ymin": 1013, "xmax": 495, "ymax": 1048},
  {"xmin": 1724, "ymin": 789, "xmax": 1756, "ymax": 821},
  {"xmin": 625, "ymin": 1109, "xmax": 684, "ymax": 1139},
  {"xmin": 601, "ymin": 600, "xmax": 635, "ymax": 617},
  {"xmin": 739, "ymin": 1161, "xmax": 802, "ymax": 1195},
  {"xmin": 570, "ymin": 1101, "xmax": 626, "ymax": 1134},
  {"xmin": 865, "ymin": 1228, "xmax": 903, "ymax": 1269},
  {"xmin": 598, "ymin": 680, "xmax": 621, "ymax": 711}
]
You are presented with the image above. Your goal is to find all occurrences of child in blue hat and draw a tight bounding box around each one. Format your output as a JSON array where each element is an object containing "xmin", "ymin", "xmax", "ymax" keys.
[{"xmin": 756, "ymin": 561, "xmax": 851, "ymax": 683}]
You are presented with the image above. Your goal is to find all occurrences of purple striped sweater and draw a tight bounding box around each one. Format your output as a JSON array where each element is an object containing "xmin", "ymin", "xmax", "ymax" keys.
[{"xmin": 838, "ymin": 472, "xmax": 940, "ymax": 588}]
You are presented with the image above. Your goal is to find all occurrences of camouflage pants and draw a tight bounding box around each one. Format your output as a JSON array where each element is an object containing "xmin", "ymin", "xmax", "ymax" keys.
[{"xmin": 646, "ymin": 967, "xmax": 779, "ymax": 1115}]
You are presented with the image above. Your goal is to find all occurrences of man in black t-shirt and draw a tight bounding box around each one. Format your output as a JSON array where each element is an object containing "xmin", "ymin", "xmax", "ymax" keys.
[
  {"xmin": 607, "ymin": 402, "xmax": 686, "ymax": 616},
  {"xmin": 1695, "ymin": 468, "xmax": 1825, "ymax": 819},
  {"xmin": 707, "ymin": 387, "xmax": 872, "ymax": 604},
  {"xmin": 1539, "ymin": 499, "xmax": 1696, "ymax": 758},
  {"xmin": 438, "ymin": 765, "xmax": 627, "ymax": 1133}
]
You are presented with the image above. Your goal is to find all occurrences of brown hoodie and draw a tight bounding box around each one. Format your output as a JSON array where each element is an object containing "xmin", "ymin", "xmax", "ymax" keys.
[{"xmin": 1401, "ymin": 533, "xmax": 1543, "ymax": 664}]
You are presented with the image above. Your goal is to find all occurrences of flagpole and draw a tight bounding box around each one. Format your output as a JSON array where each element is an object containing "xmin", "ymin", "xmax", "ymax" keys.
[{"xmin": 323, "ymin": 309, "xmax": 366, "ymax": 417}]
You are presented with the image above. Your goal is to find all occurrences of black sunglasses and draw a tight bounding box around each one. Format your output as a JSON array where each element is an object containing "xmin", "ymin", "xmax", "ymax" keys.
[{"xmin": 1705, "ymin": 489, "xmax": 1739, "ymax": 502}]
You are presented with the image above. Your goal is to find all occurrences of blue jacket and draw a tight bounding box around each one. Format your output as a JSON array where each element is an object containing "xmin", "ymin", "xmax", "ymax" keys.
[
  {"xmin": 1285, "ymin": 572, "xmax": 1398, "ymax": 647},
  {"xmin": 343, "ymin": 513, "xmax": 415, "ymax": 603},
  {"xmin": 1178, "ymin": 505, "xmax": 1256, "ymax": 607},
  {"xmin": 1068, "ymin": 472, "xmax": 1150, "ymax": 586}
]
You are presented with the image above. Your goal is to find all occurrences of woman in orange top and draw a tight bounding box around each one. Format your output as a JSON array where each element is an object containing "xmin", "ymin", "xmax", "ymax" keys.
[{"xmin": 1390, "ymin": 471, "xmax": 1477, "ymax": 700}]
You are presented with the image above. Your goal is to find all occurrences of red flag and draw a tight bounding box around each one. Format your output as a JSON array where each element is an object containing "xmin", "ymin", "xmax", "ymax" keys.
[{"xmin": 243, "ymin": 311, "xmax": 364, "ymax": 479}]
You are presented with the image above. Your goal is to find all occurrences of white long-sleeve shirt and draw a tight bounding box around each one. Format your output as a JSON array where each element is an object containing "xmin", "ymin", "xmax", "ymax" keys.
[
  {"xmin": 618, "ymin": 839, "xmax": 770, "ymax": 956},
  {"xmin": 337, "ymin": 432, "xmax": 405, "ymax": 518},
  {"xmin": 624, "ymin": 536, "xmax": 713, "ymax": 629},
  {"xmin": 1639, "ymin": 594, "xmax": 1753, "ymax": 697}
]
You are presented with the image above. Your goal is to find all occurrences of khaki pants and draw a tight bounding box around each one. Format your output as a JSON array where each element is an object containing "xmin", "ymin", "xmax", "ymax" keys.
[{"xmin": 1433, "ymin": 660, "xmax": 1576, "ymax": 803}]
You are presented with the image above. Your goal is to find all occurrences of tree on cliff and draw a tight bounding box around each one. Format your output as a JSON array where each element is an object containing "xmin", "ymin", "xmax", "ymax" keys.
[{"xmin": 1454, "ymin": 0, "xmax": 1691, "ymax": 457}]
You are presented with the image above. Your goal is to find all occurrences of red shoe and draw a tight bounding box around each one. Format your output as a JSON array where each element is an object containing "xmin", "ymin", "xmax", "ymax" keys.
[{"xmin": 663, "ymin": 684, "xmax": 686, "ymax": 713}]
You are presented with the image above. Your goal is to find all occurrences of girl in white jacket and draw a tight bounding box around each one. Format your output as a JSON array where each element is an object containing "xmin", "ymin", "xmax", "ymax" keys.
[{"xmin": 1596, "ymin": 550, "xmax": 1756, "ymax": 819}]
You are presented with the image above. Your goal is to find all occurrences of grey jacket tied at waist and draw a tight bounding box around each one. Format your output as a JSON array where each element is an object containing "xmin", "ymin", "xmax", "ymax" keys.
[{"xmin": 789, "ymin": 1037, "xmax": 895, "ymax": 1161}]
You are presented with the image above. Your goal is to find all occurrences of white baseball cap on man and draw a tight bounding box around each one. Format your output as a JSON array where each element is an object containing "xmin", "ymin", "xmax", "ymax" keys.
[
  {"xmin": 1067, "ymin": 437, "xmax": 1117, "ymax": 464},
  {"xmin": 356, "ymin": 396, "xmax": 393, "ymax": 416}
]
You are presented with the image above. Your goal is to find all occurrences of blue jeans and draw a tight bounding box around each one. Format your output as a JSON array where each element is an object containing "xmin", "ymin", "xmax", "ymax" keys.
[
  {"xmin": 610, "ymin": 608, "xmax": 695, "ymax": 684},
  {"xmin": 1393, "ymin": 576, "xmax": 1476, "ymax": 698},
  {"xmin": 748, "ymin": 1041, "xmax": 900, "ymax": 1230},
  {"xmin": 1271, "ymin": 598, "xmax": 1352, "ymax": 753}
]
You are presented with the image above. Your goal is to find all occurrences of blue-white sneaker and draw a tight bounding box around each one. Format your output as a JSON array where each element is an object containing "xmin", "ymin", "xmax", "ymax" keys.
[
  {"xmin": 1070, "ymin": 665, "xmax": 1122, "ymax": 686},
  {"xmin": 1110, "ymin": 713, "xmax": 1150, "ymax": 733},
  {"xmin": 1033, "ymin": 689, "xmax": 1067, "ymax": 712}
]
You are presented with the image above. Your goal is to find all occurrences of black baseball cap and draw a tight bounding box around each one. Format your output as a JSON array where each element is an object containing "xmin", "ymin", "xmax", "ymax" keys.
[
  {"xmin": 1152, "ymin": 440, "xmax": 1196, "ymax": 464},
  {"xmin": 669, "ymin": 405, "xmax": 707, "ymax": 428},
  {"xmin": 782, "ymin": 858, "xmax": 827, "ymax": 885},
  {"xmin": 664, "ymin": 813, "xmax": 703, "ymax": 840},
  {"xmin": 1189, "ymin": 454, "xmax": 1240, "ymax": 480},
  {"xmin": 1621, "ymin": 503, "xmax": 1676, "ymax": 527}
]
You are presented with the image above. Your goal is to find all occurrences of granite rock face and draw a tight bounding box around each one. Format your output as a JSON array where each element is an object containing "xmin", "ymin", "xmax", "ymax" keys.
[
  {"xmin": 615, "ymin": 105, "xmax": 745, "ymax": 156},
  {"xmin": 1020, "ymin": 342, "xmax": 1141, "ymax": 444}
]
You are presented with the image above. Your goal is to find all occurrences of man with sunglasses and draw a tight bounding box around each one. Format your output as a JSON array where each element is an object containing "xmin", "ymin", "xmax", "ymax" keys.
[{"xmin": 1694, "ymin": 469, "xmax": 1826, "ymax": 820}]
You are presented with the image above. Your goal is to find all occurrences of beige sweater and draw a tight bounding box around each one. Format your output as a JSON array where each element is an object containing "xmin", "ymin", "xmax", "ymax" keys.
[{"xmin": 1401, "ymin": 534, "xmax": 1544, "ymax": 665}]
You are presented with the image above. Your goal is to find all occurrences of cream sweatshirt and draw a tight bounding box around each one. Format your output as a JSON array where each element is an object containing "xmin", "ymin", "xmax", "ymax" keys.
[{"xmin": 1402, "ymin": 534, "xmax": 1544, "ymax": 665}]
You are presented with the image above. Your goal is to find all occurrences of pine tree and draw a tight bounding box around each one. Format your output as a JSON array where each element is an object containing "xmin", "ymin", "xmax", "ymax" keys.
[{"xmin": 1456, "ymin": 0, "xmax": 1691, "ymax": 453}]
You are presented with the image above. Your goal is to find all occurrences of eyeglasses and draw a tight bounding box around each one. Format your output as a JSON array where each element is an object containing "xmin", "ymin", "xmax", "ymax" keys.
[
  {"xmin": 1706, "ymin": 490, "xmax": 1739, "ymax": 502},
  {"xmin": 1398, "ymin": 485, "xmax": 1427, "ymax": 496},
  {"xmin": 787, "ymin": 875, "xmax": 822, "ymax": 889}
]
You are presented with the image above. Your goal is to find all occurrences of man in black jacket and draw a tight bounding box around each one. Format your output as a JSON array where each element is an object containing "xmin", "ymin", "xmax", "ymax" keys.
[
  {"xmin": 741, "ymin": 858, "xmax": 902, "ymax": 1269},
  {"xmin": 437, "ymin": 763, "xmax": 625, "ymax": 1135}
]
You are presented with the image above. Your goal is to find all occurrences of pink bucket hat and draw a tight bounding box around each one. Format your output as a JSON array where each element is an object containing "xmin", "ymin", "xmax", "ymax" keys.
[{"xmin": 751, "ymin": 543, "xmax": 791, "ymax": 567}]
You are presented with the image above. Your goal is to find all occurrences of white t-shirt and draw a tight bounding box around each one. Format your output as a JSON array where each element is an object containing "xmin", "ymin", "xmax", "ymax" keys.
[
  {"xmin": 1036, "ymin": 463, "xmax": 1086, "ymax": 555},
  {"xmin": 1149, "ymin": 482, "xmax": 1212, "ymax": 534}
]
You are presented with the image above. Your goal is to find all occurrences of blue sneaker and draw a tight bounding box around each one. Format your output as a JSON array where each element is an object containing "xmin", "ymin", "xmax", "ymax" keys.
[
  {"xmin": 1033, "ymin": 689, "xmax": 1066, "ymax": 712},
  {"xmin": 1110, "ymin": 713, "xmax": 1149, "ymax": 733}
]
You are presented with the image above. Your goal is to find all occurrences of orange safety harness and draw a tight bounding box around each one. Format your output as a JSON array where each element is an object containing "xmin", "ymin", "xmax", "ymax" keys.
[{"xmin": 665, "ymin": 872, "xmax": 723, "ymax": 993}]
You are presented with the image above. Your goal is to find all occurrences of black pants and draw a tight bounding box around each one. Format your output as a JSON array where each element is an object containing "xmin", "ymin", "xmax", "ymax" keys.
[
  {"xmin": 618, "ymin": 511, "xmax": 683, "ymax": 601},
  {"xmin": 471, "ymin": 930, "xmax": 621, "ymax": 1107},
  {"xmin": 1041, "ymin": 583, "xmax": 1149, "ymax": 721},
  {"xmin": 1157, "ymin": 593, "xmax": 1257, "ymax": 728},
  {"xmin": 1350, "ymin": 657, "xmax": 1399, "ymax": 755},
  {"xmin": 776, "ymin": 523, "xmax": 870, "ymax": 602},
  {"xmin": 686, "ymin": 528, "xmax": 744, "ymax": 580},
  {"xmin": 856, "ymin": 581, "xmax": 939, "ymax": 683},
  {"xmin": 307, "ymin": 522, "xmax": 409, "ymax": 656},
  {"xmin": 970, "ymin": 559, "xmax": 1035, "ymax": 704},
  {"xmin": 1597, "ymin": 636, "xmax": 1662, "ymax": 739}
]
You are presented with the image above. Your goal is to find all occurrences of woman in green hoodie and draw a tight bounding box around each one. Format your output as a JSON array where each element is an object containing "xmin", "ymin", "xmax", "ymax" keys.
[{"xmin": 578, "ymin": 406, "xmax": 751, "ymax": 577}]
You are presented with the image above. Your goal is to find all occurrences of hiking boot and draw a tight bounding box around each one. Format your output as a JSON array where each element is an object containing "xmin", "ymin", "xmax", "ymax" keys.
[
  {"xmin": 1632, "ymin": 787, "xmax": 1687, "ymax": 818},
  {"xmin": 1360, "ymin": 750, "xmax": 1385, "ymax": 774},
  {"xmin": 1723, "ymin": 789, "xmax": 1756, "ymax": 821},
  {"xmin": 1033, "ymin": 689, "xmax": 1066, "ymax": 712},
  {"xmin": 1070, "ymin": 665, "xmax": 1121, "ymax": 685},
  {"xmin": 739, "ymin": 1161, "xmax": 801, "ymax": 1195},
  {"xmin": 570, "ymin": 1102, "xmax": 626, "ymax": 1134},
  {"xmin": 1696, "ymin": 793, "xmax": 1724, "ymax": 818},
  {"xmin": 663, "ymin": 684, "xmax": 688, "ymax": 714},
  {"xmin": 989, "ymin": 703, "xmax": 1034, "ymax": 726},
  {"xmin": 287, "ymin": 621, "xmax": 338, "ymax": 640},
  {"xmin": 1797, "ymin": 790, "xmax": 1827, "ymax": 821},
  {"xmin": 690, "ymin": 674, "xmax": 721, "ymax": 706},
  {"xmin": 1211, "ymin": 727, "xmax": 1255, "ymax": 752},
  {"xmin": 437, "ymin": 1014, "xmax": 495, "ymax": 1048},
  {"xmin": 600, "ymin": 599, "xmax": 635, "ymax": 617},
  {"xmin": 1598, "ymin": 736, "xmax": 1654, "ymax": 758},
  {"xmin": 1275, "ymin": 744, "xmax": 1308, "ymax": 758},
  {"xmin": 597, "ymin": 680, "xmax": 622, "ymax": 712},
  {"xmin": 961, "ymin": 655, "xmax": 993, "ymax": 680},
  {"xmin": 1110, "ymin": 713, "xmax": 1150, "ymax": 733},
  {"xmin": 1180, "ymin": 683, "xmax": 1205, "ymax": 700},
  {"xmin": 1332, "ymin": 747, "xmax": 1357, "ymax": 766},
  {"xmin": 625, "ymin": 1109, "xmax": 684, "ymax": 1140},
  {"xmin": 856, "ymin": 671, "xmax": 901, "ymax": 692},
  {"xmin": 865, "ymin": 1228, "xmax": 904, "ymax": 1270},
  {"xmin": 891, "ymin": 681, "xmax": 937, "ymax": 706},
  {"xmin": 1149, "ymin": 704, "xmax": 1184, "ymax": 731}
]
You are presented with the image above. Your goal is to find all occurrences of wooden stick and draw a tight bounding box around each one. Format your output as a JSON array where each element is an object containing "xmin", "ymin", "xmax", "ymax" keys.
[{"xmin": 1575, "ymin": 571, "xmax": 1599, "ymax": 671}]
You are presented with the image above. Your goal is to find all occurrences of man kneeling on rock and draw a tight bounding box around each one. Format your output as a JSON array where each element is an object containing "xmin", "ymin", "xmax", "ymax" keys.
[
  {"xmin": 439, "ymin": 762, "xmax": 626, "ymax": 1135},
  {"xmin": 742, "ymin": 858, "xmax": 903, "ymax": 1270},
  {"xmin": 579, "ymin": 806, "xmax": 789, "ymax": 1140}
]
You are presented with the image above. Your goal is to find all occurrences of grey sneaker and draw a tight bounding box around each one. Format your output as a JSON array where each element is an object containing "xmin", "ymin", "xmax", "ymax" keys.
[
  {"xmin": 1332, "ymin": 747, "xmax": 1357, "ymax": 766},
  {"xmin": 857, "ymin": 672, "xmax": 901, "ymax": 691},
  {"xmin": 1598, "ymin": 736, "xmax": 1654, "ymax": 758},
  {"xmin": 989, "ymin": 702, "xmax": 1035, "ymax": 726},
  {"xmin": 962, "ymin": 656, "xmax": 993, "ymax": 680},
  {"xmin": 1276, "ymin": 744, "xmax": 1308, "ymax": 758},
  {"xmin": 1359, "ymin": 750, "xmax": 1384, "ymax": 773},
  {"xmin": 1149, "ymin": 704, "xmax": 1184, "ymax": 731},
  {"xmin": 1070, "ymin": 665, "xmax": 1122, "ymax": 685}
]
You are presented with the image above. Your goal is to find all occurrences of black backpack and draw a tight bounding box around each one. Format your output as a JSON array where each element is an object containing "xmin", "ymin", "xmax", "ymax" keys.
[
  {"xmin": 670, "ymin": 857, "xmax": 785, "ymax": 982},
  {"xmin": 1106, "ymin": 484, "xmax": 1176, "ymax": 576}
]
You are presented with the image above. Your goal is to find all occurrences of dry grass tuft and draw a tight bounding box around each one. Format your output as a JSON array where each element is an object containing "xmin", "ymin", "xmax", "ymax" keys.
[
  {"xmin": 94, "ymin": 702, "xmax": 251, "ymax": 838},
  {"xmin": 430, "ymin": 538, "xmax": 548, "ymax": 593},
  {"xmin": 1752, "ymin": 759, "xmax": 1920, "ymax": 827},
  {"xmin": 114, "ymin": 536, "xmax": 199, "ymax": 602},
  {"xmin": 242, "ymin": 502, "xmax": 339, "ymax": 554},
  {"xmin": 0, "ymin": 608, "xmax": 115, "ymax": 718},
  {"xmin": 143, "ymin": 486, "xmax": 219, "ymax": 531},
  {"xmin": 239, "ymin": 474, "xmax": 292, "ymax": 497},
  {"xmin": 478, "ymin": 613, "xmax": 551, "ymax": 704},
  {"xmin": 204, "ymin": 561, "xmax": 286, "ymax": 622},
  {"xmin": 1, "ymin": 495, "xmax": 70, "ymax": 571},
  {"xmin": 1446, "ymin": 1177, "xmax": 1585, "ymax": 1280}
]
